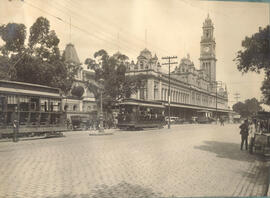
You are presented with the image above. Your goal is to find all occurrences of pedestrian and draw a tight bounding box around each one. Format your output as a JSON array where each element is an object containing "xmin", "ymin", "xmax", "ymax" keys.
[
  {"xmin": 11, "ymin": 106, "xmax": 19, "ymax": 142},
  {"xmin": 239, "ymin": 119, "xmax": 249, "ymax": 150},
  {"xmin": 248, "ymin": 119, "xmax": 256, "ymax": 154},
  {"xmin": 220, "ymin": 117, "xmax": 224, "ymax": 126}
]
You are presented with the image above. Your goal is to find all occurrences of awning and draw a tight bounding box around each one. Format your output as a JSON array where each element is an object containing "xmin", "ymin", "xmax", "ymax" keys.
[{"xmin": 163, "ymin": 102, "xmax": 231, "ymax": 113}]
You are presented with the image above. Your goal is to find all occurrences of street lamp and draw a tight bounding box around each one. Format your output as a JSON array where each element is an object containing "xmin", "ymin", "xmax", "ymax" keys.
[{"xmin": 99, "ymin": 78, "xmax": 104, "ymax": 132}]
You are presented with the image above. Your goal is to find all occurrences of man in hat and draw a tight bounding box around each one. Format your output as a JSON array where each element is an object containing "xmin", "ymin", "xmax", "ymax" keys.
[{"xmin": 239, "ymin": 119, "xmax": 249, "ymax": 150}]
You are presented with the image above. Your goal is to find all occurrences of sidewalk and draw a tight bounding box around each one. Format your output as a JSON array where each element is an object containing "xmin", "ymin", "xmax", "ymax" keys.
[{"xmin": 231, "ymin": 154, "xmax": 269, "ymax": 197}]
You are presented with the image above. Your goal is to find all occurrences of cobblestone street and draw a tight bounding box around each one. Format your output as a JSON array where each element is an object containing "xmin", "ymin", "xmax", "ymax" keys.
[{"xmin": 0, "ymin": 124, "xmax": 268, "ymax": 198}]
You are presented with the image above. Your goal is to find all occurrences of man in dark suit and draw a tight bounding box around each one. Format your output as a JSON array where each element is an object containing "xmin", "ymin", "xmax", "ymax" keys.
[{"xmin": 240, "ymin": 119, "xmax": 249, "ymax": 150}]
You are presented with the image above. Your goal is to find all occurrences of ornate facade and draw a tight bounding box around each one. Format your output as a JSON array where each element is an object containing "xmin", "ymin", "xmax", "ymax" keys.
[
  {"xmin": 62, "ymin": 43, "xmax": 97, "ymax": 118},
  {"xmin": 127, "ymin": 15, "xmax": 230, "ymax": 119}
]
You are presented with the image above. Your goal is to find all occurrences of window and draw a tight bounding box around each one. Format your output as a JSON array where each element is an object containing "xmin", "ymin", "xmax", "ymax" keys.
[
  {"xmin": 41, "ymin": 98, "xmax": 49, "ymax": 112},
  {"xmin": 64, "ymin": 104, "xmax": 69, "ymax": 111},
  {"xmin": 154, "ymin": 81, "xmax": 159, "ymax": 100},
  {"xmin": 30, "ymin": 97, "xmax": 39, "ymax": 111},
  {"xmin": 19, "ymin": 96, "xmax": 30, "ymax": 111},
  {"xmin": 140, "ymin": 81, "xmax": 147, "ymax": 100},
  {"xmin": 140, "ymin": 61, "xmax": 143, "ymax": 69}
]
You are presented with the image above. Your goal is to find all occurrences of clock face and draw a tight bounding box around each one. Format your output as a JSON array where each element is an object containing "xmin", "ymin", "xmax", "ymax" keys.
[{"xmin": 204, "ymin": 46, "xmax": 210, "ymax": 52}]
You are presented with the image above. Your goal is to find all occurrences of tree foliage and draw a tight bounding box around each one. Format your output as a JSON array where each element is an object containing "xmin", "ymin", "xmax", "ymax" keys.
[
  {"xmin": 232, "ymin": 97, "xmax": 262, "ymax": 118},
  {"xmin": 234, "ymin": 25, "xmax": 270, "ymax": 104},
  {"xmin": 0, "ymin": 17, "xmax": 80, "ymax": 95},
  {"xmin": 85, "ymin": 50, "xmax": 145, "ymax": 112},
  {"xmin": 0, "ymin": 23, "xmax": 26, "ymax": 55},
  {"xmin": 235, "ymin": 26, "xmax": 270, "ymax": 73}
]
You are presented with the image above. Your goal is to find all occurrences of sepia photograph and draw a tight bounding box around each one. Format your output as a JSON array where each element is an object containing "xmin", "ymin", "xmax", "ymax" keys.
[{"xmin": 0, "ymin": 0, "xmax": 270, "ymax": 197}]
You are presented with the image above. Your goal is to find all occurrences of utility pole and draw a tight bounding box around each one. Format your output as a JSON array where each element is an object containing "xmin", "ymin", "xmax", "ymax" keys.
[
  {"xmin": 162, "ymin": 56, "xmax": 178, "ymax": 129},
  {"xmin": 215, "ymin": 81, "xmax": 222, "ymax": 124},
  {"xmin": 234, "ymin": 93, "xmax": 240, "ymax": 103}
]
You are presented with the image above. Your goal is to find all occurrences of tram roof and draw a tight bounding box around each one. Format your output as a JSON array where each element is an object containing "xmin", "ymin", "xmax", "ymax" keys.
[{"xmin": 0, "ymin": 80, "xmax": 61, "ymax": 98}]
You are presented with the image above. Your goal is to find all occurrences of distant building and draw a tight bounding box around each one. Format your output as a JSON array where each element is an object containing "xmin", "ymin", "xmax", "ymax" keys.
[
  {"xmin": 126, "ymin": 15, "xmax": 230, "ymax": 120},
  {"xmin": 62, "ymin": 43, "xmax": 97, "ymax": 120}
]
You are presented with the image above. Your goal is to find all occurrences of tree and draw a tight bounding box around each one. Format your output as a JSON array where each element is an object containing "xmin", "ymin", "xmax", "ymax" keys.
[
  {"xmin": 0, "ymin": 23, "xmax": 27, "ymax": 80},
  {"xmin": 0, "ymin": 23, "xmax": 26, "ymax": 55},
  {"xmin": 0, "ymin": 17, "xmax": 80, "ymax": 95},
  {"xmin": 234, "ymin": 25, "xmax": 270, "ymax": 103},
  {"xmin": 232, "ymin": 97, "xmax": 262, "ymax": 118},
  {"xmin": 85, "ymin": 50, "xmax": 145, "ymax": 113},
  {"xmin": 245, "ymin": 98, "xmax": 262, "ymax": 117},
  {"xmin": 0, "ymin": 56, "xmax": 11, "ymax": 80}
]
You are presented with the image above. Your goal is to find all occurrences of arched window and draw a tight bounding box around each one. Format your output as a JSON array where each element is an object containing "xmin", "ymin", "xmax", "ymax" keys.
[
  {"xmin": 140, "ymin": 61, "xmax": 143, "ymax": 69},
  {"xmin": 64, "ymin": 104, "xmax": 69, "ymax": 111},
  {"xmin": 73, "ymin": 105, "xmax": 77, "ymax": 112}
]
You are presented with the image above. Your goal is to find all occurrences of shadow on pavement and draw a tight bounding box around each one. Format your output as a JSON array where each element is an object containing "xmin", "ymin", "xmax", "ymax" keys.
[
  {"xmin": 45, "ymin": 181, "xmax": 162, "ymax": 198},
  {"xmin": 194, "ymin": 141, "xmax": 263, "ymax": 162}
]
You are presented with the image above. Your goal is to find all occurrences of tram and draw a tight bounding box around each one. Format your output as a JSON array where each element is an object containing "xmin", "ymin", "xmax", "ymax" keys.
[
  {"xmin": 0, "ymin": 80, "xmax": 67, "ymax": 138},
  {"xmin": 117, "ymin": 98, "xmax": 166, "ymax": 130}
]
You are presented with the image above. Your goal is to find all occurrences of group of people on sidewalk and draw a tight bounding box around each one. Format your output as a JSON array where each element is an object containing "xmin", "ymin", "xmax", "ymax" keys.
[{"xmin": 239, "ymin": 119, "xmax": 257, "ymax": 151}]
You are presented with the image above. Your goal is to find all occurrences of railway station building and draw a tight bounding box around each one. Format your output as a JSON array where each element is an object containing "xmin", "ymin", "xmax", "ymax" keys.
[{"xmin": 126, "ymin": 15, "xmax": 231, "ymax": 120}]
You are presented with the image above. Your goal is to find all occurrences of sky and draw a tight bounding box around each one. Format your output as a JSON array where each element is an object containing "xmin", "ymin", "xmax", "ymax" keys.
[{"xmin": 0, "ymin": 0, "xmax": 269, "ymax": 107}]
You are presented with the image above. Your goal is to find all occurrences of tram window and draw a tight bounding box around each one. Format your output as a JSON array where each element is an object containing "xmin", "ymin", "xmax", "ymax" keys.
[
  {"xmin": 48, "ymin": 100, "xmax": 61, "ymax": 112},
  {"xmin": 19, "ymin": 96, "xmax": 30, "ymax": 111},
  {"xmin": 7, "ymin": 97, "xmax": 18, "ymax": 112},
  {"xmin": 40, "ymin": 98, "xmax": 49, "ymax": 112},
  {"xmin": 30, "ymin": 97, "xmax": 39, "ymax": 111}
]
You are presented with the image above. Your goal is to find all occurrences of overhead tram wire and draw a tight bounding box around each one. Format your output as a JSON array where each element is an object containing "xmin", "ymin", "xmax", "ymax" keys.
[
  {"xmin": 40, "ymin": 0, "xmax": 147, "ymax": 56},
  {"xmin": 64, "ymin": 0, "xmax": 173, "ymax": 54},
  {"xmin": 55, "ymin": 0, "xmax": 174, "ymax": 56},
  {"xmin": 24, "ymin": 0, "xmax": 140, "ymax": 57},
  {"xmin": 26, "ymin": 2, "xmax": 139, "ymax": 57},
  {"xmin": 51, "ymin": 0, "xmax": 171, "ymax": 57}
]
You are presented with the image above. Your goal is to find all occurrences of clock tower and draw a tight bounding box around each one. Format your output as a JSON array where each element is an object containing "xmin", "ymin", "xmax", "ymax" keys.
[{"xmin": 200, "ymin": 14, "xmax": 216, "ymax": 82}]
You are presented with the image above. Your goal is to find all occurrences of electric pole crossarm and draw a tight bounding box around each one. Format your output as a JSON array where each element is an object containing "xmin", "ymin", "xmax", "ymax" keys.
[
  {"xmin": 162, "ymin": 62, "xmax": 178, "ymax": 65},
  {"xmin": 162, "ymin": 56, "xmax": 177, "ymax": 59}
]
